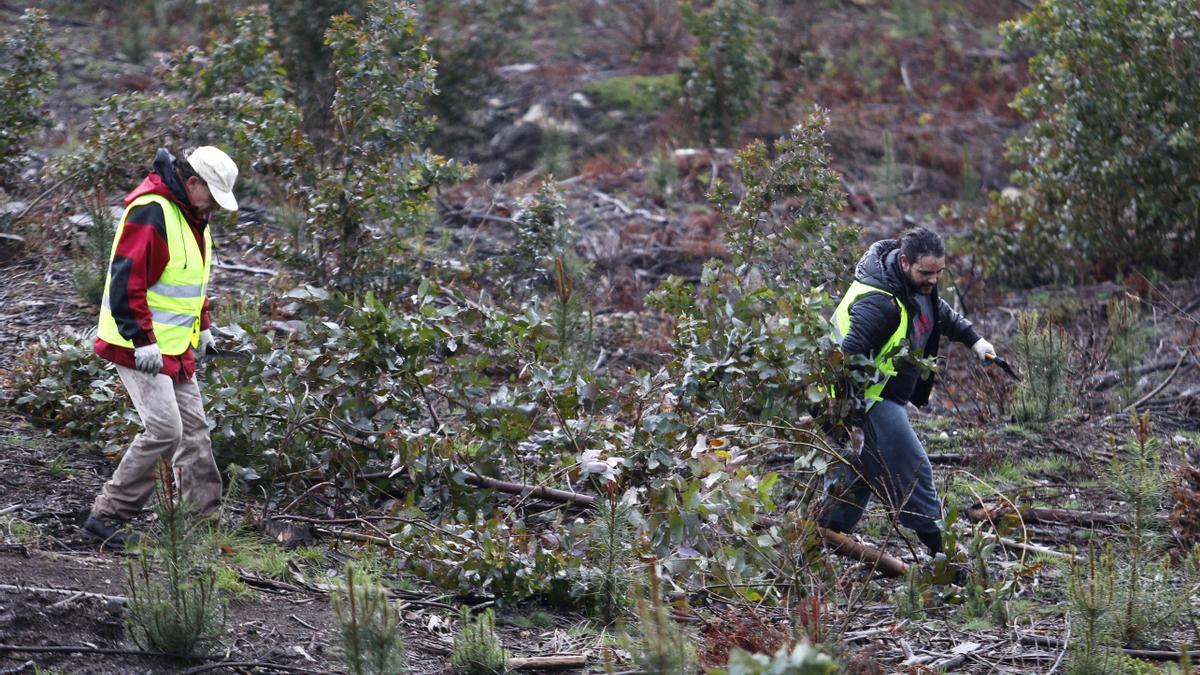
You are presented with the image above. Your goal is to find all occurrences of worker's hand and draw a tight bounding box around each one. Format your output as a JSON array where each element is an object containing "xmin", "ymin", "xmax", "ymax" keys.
[
  {"xmin": 196, "ymin": 329, "xmax": 214, "ymax": 361},
  {"xmin": 133, "ymin": 344, "xmax": 163, "ymax": 375},
  {"xmin": 971, "ymin": 337, "xmax": 997, "ymax": 362}
]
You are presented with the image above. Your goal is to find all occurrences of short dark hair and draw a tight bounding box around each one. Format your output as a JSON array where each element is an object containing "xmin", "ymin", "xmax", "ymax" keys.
[{"xmin": 899, "ymin": 226, "xmax": 944, "ymax": 262}]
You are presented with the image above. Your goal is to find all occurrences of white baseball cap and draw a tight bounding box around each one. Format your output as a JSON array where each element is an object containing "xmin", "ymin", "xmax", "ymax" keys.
[{"xmin": 186, "ymin": 146, "xmax": 239, "ymax": 211}]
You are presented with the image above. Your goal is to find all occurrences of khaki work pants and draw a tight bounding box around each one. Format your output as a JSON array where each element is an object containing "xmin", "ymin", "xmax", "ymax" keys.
[{"xmin": 91, "ymin": 365, "xmax": 222, "ymax": 521}]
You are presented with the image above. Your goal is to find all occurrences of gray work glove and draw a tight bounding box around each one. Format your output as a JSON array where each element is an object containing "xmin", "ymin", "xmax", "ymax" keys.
[
  {"xmin": 133, "ymin": 343, "xmax": 163, "ymax": 375},
  {"xmin": 971, "ymin": 337, "xmax": 997, "ymax": 362},
  {"xmin": 196, "ymin": 329, "xmax": 214, "ymax": 361}
]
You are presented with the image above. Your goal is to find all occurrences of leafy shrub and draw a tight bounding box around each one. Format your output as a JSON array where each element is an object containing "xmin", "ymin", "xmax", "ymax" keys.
[
  {"xmin": 332, "ymin": 565, "xmax": 408, "ymax": 675},
  {"xmin": 588, "ymin": 74, "xmax": 681, "ymax": 116},
  {"xmin": 678, "ymin": 0, "xmax": 771, "ymax": 146},
  {"xmin": 125, "ymin": 471, "xmax": 226, "ymax": 657},
  {"xmin": 53, "ymin": 6, "xmax": 310, "ymax": 212},
  {"xmin": 1010, "ymin": 310, "xmax": 1072, "ymax": 426},
  {"xmin": 267, "ymin": 0, "xmax": 366, "ymax": 133},
  {"xmin": 1001, "ymin": 0, "xmax": 1200, "ymax": 280},
  {"xmin": 10, "ymin": 335, "xmax": 136, "ymax": 451},
  {"xmin": 598, "ymin": 0, "xmax": 687, "ymax": 61},
  {"xmin": 0, "ymin": 8, "xmax": 57, "ymax": 189},
  {"xmin": 307, "ymin": 0, "xmax": 469, "ymax": 283},
  {"xmin": 450, "ymin": 607, "xmax": 508, "ymax": 675}
]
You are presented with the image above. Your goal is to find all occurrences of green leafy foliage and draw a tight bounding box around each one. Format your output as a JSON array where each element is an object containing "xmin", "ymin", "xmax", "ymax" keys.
[
  {"xmin": 678, "ymin": 0, "xmax": 772, "ymax": 146},
  {"xmin": 1106, "ymin": 295, "xmax": 1147, "ymax": 410},
  {"xmin": 450, "ymin": 607, "xmax": 508, "ymax": 675},
  {"xmin": 306, "ymin": 0, "xmax": 470, "ymax": 282},
  {"xmin": 0, "ymin": 8, "xmax": 57, "ymax": 190},
  {"xmin": 1001, "ymin": 0, "xmax": 1200, "ymax": 280},
  {"xmin": 53, "ymin": 6, "xmax": 310, "ymax": 201},
  {"xmin": 332, "ymin": 565, "xmax": 408, "ymax": 675},
  {"xmin": 9, "ymin": 335, "xmax": 136, "ymax": 451},
  {"xmin": 267, "ymin": 0, "xmax": 366, "ymax": 133},
  {"xmin": 125, "ymin": 470, "xmax": 226, "ymax": 657},
  {"xmin": 71, "ymin": 204, "xmax": 117, "ymax": 308}
]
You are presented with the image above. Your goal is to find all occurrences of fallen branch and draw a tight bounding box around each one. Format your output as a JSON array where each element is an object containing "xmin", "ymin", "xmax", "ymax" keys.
[
  {"xmin": 213, "ymin": 261, "xmax": 277, "ymax": 276},
  {"xmin": 460, "ymin": 473, "xmax": 911, "ymax": 577},
  {"xmin": 460, "ymin": 471, "xmax": 597, "ymax": 507},
  {"xmin": 0, "ymin": 643, "xmax": 201, "ymax": 659},
  {"xmin": 980, "ymin": 532, "xmax": 1074, "ymax": 560},
  {"xmin": 1126, "ymin": 347, "xmax": 1192, "ymax": 412},
  {"xmin": 1019, "ymin": 635, "xmax": 1199, "ymax": 662},
  {"xmin": 1092, "ymin": 355, "xmax": 1186, "ymax": 391},
  {"xmin": 0, "ymin": 584, "xmax": 127, "ymax": 606},
  {"xmin": 509, "ymin": 654, "xmax": 589, "ymax": 670},
  {"xmin": 180, "ymin": 661, "xmax": 331, "ymax": 674},
  {"xmin": 968, "ymin": 503, "xmax": 1128, "ymax": 528}
]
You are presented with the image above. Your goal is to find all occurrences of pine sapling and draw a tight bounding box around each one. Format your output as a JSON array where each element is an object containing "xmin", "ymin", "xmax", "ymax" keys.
[
  {"xmin": 332, "ymin": 564, "xmax": 407, "ymax": 675},
  {"xmin": 450, "ymin": 607, "xmax": 508, "ymax": 675},
  {"xmin": 125, "ymin": 463, "xmax": 225, "ymax": 657}
]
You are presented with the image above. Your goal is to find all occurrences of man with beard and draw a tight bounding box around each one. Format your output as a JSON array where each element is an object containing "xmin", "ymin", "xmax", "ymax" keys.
[{"xmin": 821, "ymin": 226, "xmax": 997, "ymax": 557}]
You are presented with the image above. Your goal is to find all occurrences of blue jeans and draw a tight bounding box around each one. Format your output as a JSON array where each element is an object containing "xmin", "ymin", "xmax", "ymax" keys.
[{"xmin": 821, "ymin": 399, "xmax": 942, "ymax": 537}]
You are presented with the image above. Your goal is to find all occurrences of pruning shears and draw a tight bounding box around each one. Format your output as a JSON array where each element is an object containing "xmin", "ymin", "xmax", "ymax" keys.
[{"xmin": 985, "ymin": 353, "xmax": 1021, "ymax": 381}]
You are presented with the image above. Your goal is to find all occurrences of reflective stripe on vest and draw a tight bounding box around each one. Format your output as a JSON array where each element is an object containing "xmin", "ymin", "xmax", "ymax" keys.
[
  {"xmin": 830, "ymin": 280, "xmax": 908, "ymax": 409},
  {"xmin": 96, "ymin": 194, "xmax": 212, "ymax": 356}
]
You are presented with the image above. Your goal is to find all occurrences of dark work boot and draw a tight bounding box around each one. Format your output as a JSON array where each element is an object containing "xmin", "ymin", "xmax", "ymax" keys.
[
  {"xmin": 83, "ymin": 514, "xmax": 141, "ymax": 550},
  {"xmin": 916, "ymin": 529, "xmax": 943, "ymax": 556}
]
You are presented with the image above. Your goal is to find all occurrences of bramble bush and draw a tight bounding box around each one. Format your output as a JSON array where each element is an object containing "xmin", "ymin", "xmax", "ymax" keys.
[{"xmin": 995, "ymin": 0, "xmax": 1200, "ymax": 282}]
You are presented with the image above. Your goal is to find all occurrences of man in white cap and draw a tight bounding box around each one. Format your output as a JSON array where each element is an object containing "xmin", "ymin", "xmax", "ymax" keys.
[{"xmin": 85, "ymin": 146, "xmax": 238, "ymax": 548}]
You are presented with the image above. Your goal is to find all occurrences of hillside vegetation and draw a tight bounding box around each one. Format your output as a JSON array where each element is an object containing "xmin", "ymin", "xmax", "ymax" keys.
[{"xmin": 1, "ymin": 1, "xmax": 1198, "ymax": 673}]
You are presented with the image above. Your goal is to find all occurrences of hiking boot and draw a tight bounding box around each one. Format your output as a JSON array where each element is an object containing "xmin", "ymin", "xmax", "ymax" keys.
[{"xmin": 83, "ymin": 515, "xmax": 141, "ymax": 550}]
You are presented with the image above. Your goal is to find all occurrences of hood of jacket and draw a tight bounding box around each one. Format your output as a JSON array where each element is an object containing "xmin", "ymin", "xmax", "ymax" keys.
[
  {"xmin": 853, "ymin": 239, "xmax": 912, "ymax": 302},
  {"xmin": 122, "ymin": 148, "xmax": 207, "ymax": 228}
]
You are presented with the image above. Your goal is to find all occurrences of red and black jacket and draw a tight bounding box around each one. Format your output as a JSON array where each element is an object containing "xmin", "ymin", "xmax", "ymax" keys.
[{"xmin": 94, "ymin": 149, "xmax": 212, "ymax": 382}]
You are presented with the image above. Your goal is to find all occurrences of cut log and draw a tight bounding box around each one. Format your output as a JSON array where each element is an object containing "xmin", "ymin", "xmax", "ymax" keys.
[{"xmin": 820, "ymin": 527, "xmax": 910, "ymax": 577}]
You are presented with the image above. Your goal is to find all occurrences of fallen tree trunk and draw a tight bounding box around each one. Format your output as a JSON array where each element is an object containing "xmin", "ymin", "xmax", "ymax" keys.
[
  {"xmin": 460, "ymin": 472, "xmax": 911, "ymax": 577},
  {"xmin": 968, "ymin": 503, "xmax": 1128, "ymax": 528}
]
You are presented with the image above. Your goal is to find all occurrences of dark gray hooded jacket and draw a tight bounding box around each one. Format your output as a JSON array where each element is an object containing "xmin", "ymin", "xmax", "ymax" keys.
[{"xmin": 841, "ymin": 239, "xmax": 980, "ymax": 407}]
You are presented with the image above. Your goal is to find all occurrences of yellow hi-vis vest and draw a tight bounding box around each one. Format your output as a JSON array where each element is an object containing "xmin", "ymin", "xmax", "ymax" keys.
[
  {"xmin": 830, "ymin": 280, "xmax": 908, "ymax": 409},
  {"xmin": 97, "ymin": 194, "xmax": 212, "ymax": 356}
]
